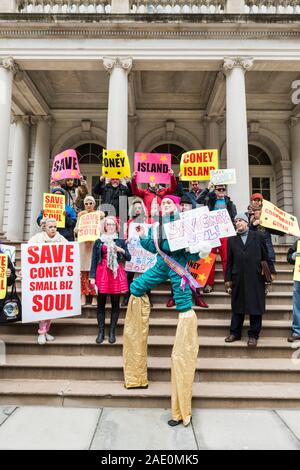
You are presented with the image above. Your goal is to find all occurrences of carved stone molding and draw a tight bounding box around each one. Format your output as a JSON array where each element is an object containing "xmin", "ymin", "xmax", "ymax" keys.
[
  {"xmin": 30, "ymin": 115, "xmax": 53, "ymax": 125},
  {"xmin": 11, "ymin": 114, "xmax": 31, "ymax": 125},
  {"xmin": 288, "ymin": 116, "xmax": 300, "ymax": 128},
  {"xmin": 223, "ymin": 57, "xmax": 254, "ymax": 74},
  {"xmin": 103, "ymin": 56, "xmax": 133, "ymax": 74},
  {"xmin": 0, "ymin": 57, "xmax": 19, "ymax": 75}
]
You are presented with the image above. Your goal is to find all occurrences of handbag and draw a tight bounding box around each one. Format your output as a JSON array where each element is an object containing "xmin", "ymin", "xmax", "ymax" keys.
[
  {"xmin": 0, "ymin": 282, "xmax": 22, "ymax": 324},
  {"xmin": 261, "ymin": 260, "xmax": 273, "ymax": 284}
]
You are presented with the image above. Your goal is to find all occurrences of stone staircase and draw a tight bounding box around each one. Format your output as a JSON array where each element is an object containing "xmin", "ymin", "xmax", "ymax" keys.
[{"xmin": 1, "ymin": 242, "xmax": 300, "ymax": 409}]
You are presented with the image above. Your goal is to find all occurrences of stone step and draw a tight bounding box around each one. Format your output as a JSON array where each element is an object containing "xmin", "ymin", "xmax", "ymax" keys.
[
  {"xmin": 1, "ymin": 379, "xmax": 300, "ymax": 409},
  {"xmin": 0, "ymin": 353, "xmax": 299, "ymax": 383},
  {"xmin": 0, "ymin": 336, "xmax": 297, "ymax": 361},
  {"xmin": 0, "ymin": 318, "xmax": 292, "ymax": 337}
]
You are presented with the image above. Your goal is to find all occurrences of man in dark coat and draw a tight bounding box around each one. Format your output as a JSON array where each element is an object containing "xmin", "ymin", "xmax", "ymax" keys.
[
  {"xmin": 224, "ymin": 213, "xmax": 276, "ymax": 347},
  {"xmin": 93, "ymin": 176, "xmax": 132, "ymax": 220}
]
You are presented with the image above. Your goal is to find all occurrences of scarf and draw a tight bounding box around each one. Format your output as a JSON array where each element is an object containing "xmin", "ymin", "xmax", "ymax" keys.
[{"xmin": 100, "ymin": 232, "xmax": 119, "ymax": 278}]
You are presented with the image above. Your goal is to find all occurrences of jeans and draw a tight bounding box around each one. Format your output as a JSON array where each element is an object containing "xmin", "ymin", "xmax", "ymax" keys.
[{"xmin": 292, "ymin": 281, "xmax": 300, "ymax": 336}]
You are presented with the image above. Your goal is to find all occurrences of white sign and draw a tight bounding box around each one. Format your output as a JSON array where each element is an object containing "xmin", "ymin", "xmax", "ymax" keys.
[
  {"xmin": 0, "ymin": 244, "xmax": 16, "ymax": 264},
  {"xmin": 210, "ymin": 169, "xmax": 236, "ymax": 186},
  {"xmin": 21, "ymin": 243, "xmax": 81, "ymax": 323},
  {"xmin": 125, "ymin": 223, "xmax": 157, "ymax": 273},
  {"xmin": 164, "ymin": 208, "xmax": 236, "ymax": 252}
]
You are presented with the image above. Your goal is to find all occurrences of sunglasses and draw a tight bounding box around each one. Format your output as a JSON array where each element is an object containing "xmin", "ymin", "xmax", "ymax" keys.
[
  {"xmin": 216, "ymin": 187, "xmax": 226, "ymax": 192},
  {"xmin": 84, "ymin": 202, "xmax": 94, "ymax": 205}
]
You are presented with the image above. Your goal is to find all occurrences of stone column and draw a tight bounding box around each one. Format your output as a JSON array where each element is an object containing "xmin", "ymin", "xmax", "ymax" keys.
[
  {"xmin": 0, "ymin": 57, "xmax": 18, "ymax": 232},
  {"xmin": 0, "ymin": 1, "xmax": 17, "ymax": 13},
  {"xmin": 223, "ymin": 57, "xmax": 253, "ymax": 212},
  {"xmin": 103, "ymin": 57, "xmax": 132, "ymax": 150},
  {"xmin": 204, "ymin": 115, "xmax": 222, "ymax": 152},
  {"xmin": 290, "ymin": 117, "xmax": 300, "ymax": 221},
  {"xmin": 29, "ymin": 116, "xmax": 52, "ymax": 237},
  {"xmin": 6, "ymin": 116, "xmax": 30, "ymax": 241}
]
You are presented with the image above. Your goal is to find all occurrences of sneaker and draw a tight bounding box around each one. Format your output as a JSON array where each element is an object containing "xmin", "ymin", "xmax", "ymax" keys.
[
  {"xmin": 166, "ymin": 298, "xmax": 175, "ymax": 308},
  {"xmin": 287, "ymin": 333, "xmax": 300, "ymax": 342},
  {"xmin": 45, "ymin": 333, "xmax": 55, "ymax": 342},
  {"xmin": 203, "ymin": 285, "xmax": 213, "ymax": 294},
  {"xmin": 37, "ymin": 334, "xmax": 46, "ymax": 345}
]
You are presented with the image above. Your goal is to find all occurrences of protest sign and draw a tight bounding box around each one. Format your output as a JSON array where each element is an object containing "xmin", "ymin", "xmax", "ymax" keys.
[
  {"xmin": 210, "ymin": 169, "xmax": 236, "ymax": 186},
  {"xmin": 188, "ymin": 253, "xmax": 216, "ymax": 287},
  {"xmin": 293, "ymin": 241, "xmax": 300, "ymax": 282},
  {"xmin": 0, "ymin": 244, "xmax": 16, "ymax": 264},
  {"xmin": 134, "ymin": 152, "xmax": 171, "ymax": 184},
  {"xmin": 164, "ymin": 208, "xmax": 235, "ymax": 253},
  {"xmin": 51, "ymin": 149, "xmax": 81, "ymax": 181},
  {"xmin": 77, "ymin": 212, "xmax": 101, "ymax": 243},
  {"xmin": 180, "ymin": 149, "xmax": 218, "ymax": 181},
  {"xmin": 125, "ymin": 223, "xmax": 157, "ymax": 273},
  {"xmin": 0, "ymin": 254, "xmax": 8, "ymax": 300},
  {"xmin": 21, "ymin": 243, "xmax": 81, "ymax": 323},
  {"xmin": 43, "ymin": 193, "xmax": 65, "ymax": 228},
  {"xmin": 260, "ymin": 200, "xmax": 300, "ymax": 236},
  {"xmin": 102, "ymin": 149, "xmax": 131, "ymax": 179}
]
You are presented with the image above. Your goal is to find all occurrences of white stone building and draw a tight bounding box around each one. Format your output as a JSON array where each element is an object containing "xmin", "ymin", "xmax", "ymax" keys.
[{"xmin": 0, "ymin": 0, "xmax": 300, "ymax": 241}]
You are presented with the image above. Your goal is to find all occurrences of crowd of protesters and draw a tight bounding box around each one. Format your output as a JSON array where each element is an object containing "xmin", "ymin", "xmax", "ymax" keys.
[{"xmin": 1, "ymin": 167, "xmax": 299, "ymax": 352}]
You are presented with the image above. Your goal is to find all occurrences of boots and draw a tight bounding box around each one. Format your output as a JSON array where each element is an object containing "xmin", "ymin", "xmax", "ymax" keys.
[
  {"xmin": 109, "ymin": 310, "xmax": 119, "ymax": 344},
  {"xmin": 96, "ymin": 309, "xmax": 105, "ymax": 344}
]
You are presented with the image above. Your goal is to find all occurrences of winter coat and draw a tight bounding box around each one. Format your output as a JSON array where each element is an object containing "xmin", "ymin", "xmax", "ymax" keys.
[
  {"xmin": 249, "ymin": 223, "xmax": 276, "ymax": 272},
  {"xmin": 90, "ymin": 238, "xmax": 131, "ymax": 279},
  {"xmin": 93, "ymin": 181, "xmax": 132, "ymax": 217},
  {"xmin": 131, "ymin": 174, "xmax": 177, "ymax": 221},
  {"xmin": 226, "ymin": 230, "xmax": 275, "ymax": 316}
]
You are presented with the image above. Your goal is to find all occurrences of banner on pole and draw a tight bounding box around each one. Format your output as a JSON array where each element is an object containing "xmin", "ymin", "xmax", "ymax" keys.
[
  {"xmin": 51, "ymin": 149, "xmax": 81, "ymax": 181},
  {"xmin": 260, "ymin": 200, "xmax": 300, "ymax": 236},
  {"xmin": 102, "ymin": 149, "xmax": 131, "ymax": 179},
  {"xmin": 125, "ymin": 223, "xmax": 157, "ymax": 273},
  {"xmin": 134, "ymin": 152, "xmax": 171, "ymax": 184},
  {"xmin": 188, "ymin": 253, "xmax": 216, "ymax": 287},
  {"xmin": 293, "ymin": 241, "xmax": 300, "ymax": 282},
  {"xmin": 0, "ymin": 254, "xmax": 8, "ymax": 300},
  {"xmin": 77, "ymin": 212, "xmax": 101, "ymax": 243},
  {"xmin": 180, "ymin": 149, "xmax": 218, "ymax": 181},
  {"xmin": 43, "ymin": 193, "xmax": 65, "ymax": 228},
  {"xmin": 210, "ymin": 169, "xmax": 236, "ymax": 186},
  {"xmin": 21, "ymin": 243, "xmax": 81, "ymax": 323}
]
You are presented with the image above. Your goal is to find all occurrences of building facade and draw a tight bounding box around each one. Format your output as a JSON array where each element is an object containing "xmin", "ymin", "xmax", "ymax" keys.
[{"xmin": 0, "ymin": 0, "xmax": 300, "ymax": 240}]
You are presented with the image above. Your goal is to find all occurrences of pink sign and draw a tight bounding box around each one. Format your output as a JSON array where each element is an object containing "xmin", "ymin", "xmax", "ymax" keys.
[
  {"xmin": 51, "ymin": 149, "xmax": 81, "ymax": 181},
  {"xmin": 134, "ymin": 153, "xmax": 171, "ymax": 184}
]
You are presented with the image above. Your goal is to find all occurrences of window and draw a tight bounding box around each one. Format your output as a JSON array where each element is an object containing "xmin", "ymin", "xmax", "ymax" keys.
[
  {"xmin": 248, "ymin": 145, "xmax": 272, "ymax": 166},
  {"xmin": 151, "ymin": 143, "xmax": 186, "ymax": 166},
  {"xmin": 75, "ymin": 143, "xmax": 104, "ymax": 164}
]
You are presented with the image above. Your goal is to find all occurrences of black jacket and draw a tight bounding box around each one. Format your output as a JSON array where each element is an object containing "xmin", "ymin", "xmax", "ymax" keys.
[
  {"xmin": 0, "ymin": 255, "xmax": 16, "ymax": 312},
  {"xmin": 198, "ymin": 188, "xmax": 237, "ymax": 222},
  {"xmin": 287, "ymin": 239, "xmax": 300, "ymax": 265},
  {"xmin": 226, "ymin": 231, "xmax": 275, "ymax": 316},
  {"xmin": 90, "ymin": 238, "xmax": 131, "ymax": 279},
  {"xmin": 93, "ymin": 181, "xmax": 132, "ymax": 217}
]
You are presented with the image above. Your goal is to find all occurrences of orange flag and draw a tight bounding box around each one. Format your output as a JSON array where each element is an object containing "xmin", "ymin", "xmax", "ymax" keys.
[{"xmin": 188, "ymin": 253, "xmax": 216, "ymax": 287}]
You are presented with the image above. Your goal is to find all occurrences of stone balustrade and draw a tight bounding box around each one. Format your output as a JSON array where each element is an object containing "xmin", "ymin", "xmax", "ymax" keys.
[{"xmin": 7, "ymin": 0, "xmax": 300, "ymax": 14}]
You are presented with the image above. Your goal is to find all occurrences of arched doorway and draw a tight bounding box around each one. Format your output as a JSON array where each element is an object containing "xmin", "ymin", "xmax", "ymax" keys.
[
  {"xmin": 76, "ymin": 142, "xmax": 104, "ymax": 204},
  {"xmin": 249, "ymin": 144, "xmax": 276, "ymax": 203},
  {"xmin": 150, "ymin": 142, "xmax": 188, "ymax": 188}
]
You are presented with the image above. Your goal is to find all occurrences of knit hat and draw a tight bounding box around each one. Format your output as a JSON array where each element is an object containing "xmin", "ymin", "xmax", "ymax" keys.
[
  {"xmin": 251, "ymin": 193, "xmax": 263, "ymax": 201},
  {"xmin": 84, "ymin": 195, "xmax": 96, "ymax": 205},
  {"xmin": 180, "ymin": 193, "xmax": 196, "ymax": 209},
  {"xmin": 234, "ymin": 212, "xmax": 249, "ymax": 224},
  {"xmin": 161, "ymin": 195, "xmax": 181, "ymax": 206},
  {"xmin": 51, "ymin": 187, "xmax": 66, "ymax": 196}
]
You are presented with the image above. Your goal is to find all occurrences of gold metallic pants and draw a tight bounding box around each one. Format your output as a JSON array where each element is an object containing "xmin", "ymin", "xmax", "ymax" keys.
[
  {"xmin": 171, "ymin": 309, "xmax": 199, "ymax": 426},
  {"xmin": 123, "ymin": 294, "xmax": 151, "ymax": 388}
]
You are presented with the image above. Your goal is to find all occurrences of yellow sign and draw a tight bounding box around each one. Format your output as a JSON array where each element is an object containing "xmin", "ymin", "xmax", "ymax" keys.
[
  {"xmin": 43, "ymin": 193, "xmax": 66, "ymax": 229},
  {"xmin": 294, "ymin": 241, "xmax": 300, "ymax": 282},
  {"xmin": 78, "ymin": 212, "xmax": 102, "ymax": 243},
  {"xmin": 180, "ymin": 149, "xmax": 218, "ymax": 181},
  {"xmin": 260, "ymin": 200, "xmax": 300, "ymax": 237},
  {"xmin": 0, "ymin": 254, "xmax": 8, "ymax": 300},
  {"xmin": 102, "ymin": 149, "xmax": 131, "ymax": 179}
]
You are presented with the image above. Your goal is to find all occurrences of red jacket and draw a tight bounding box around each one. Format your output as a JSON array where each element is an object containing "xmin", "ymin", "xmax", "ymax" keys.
[{"xmin": 131, "ymin": 174, "xmax": 177, "ymax": 222}]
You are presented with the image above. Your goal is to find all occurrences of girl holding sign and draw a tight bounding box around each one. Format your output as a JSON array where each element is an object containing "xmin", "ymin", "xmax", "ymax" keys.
[
  {"xmin": 90, "ymin": 217, "xmax": 131, "ymax": 344},
  {"xmin": 28, "ymin": 218, "xmax": 68, "ymax": 345}
]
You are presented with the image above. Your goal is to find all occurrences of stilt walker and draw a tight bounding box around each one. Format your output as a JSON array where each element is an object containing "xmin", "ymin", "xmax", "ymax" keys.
[{"xmin": 123, "ymin": 195, "xmax": 210, "ymax": 427}]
